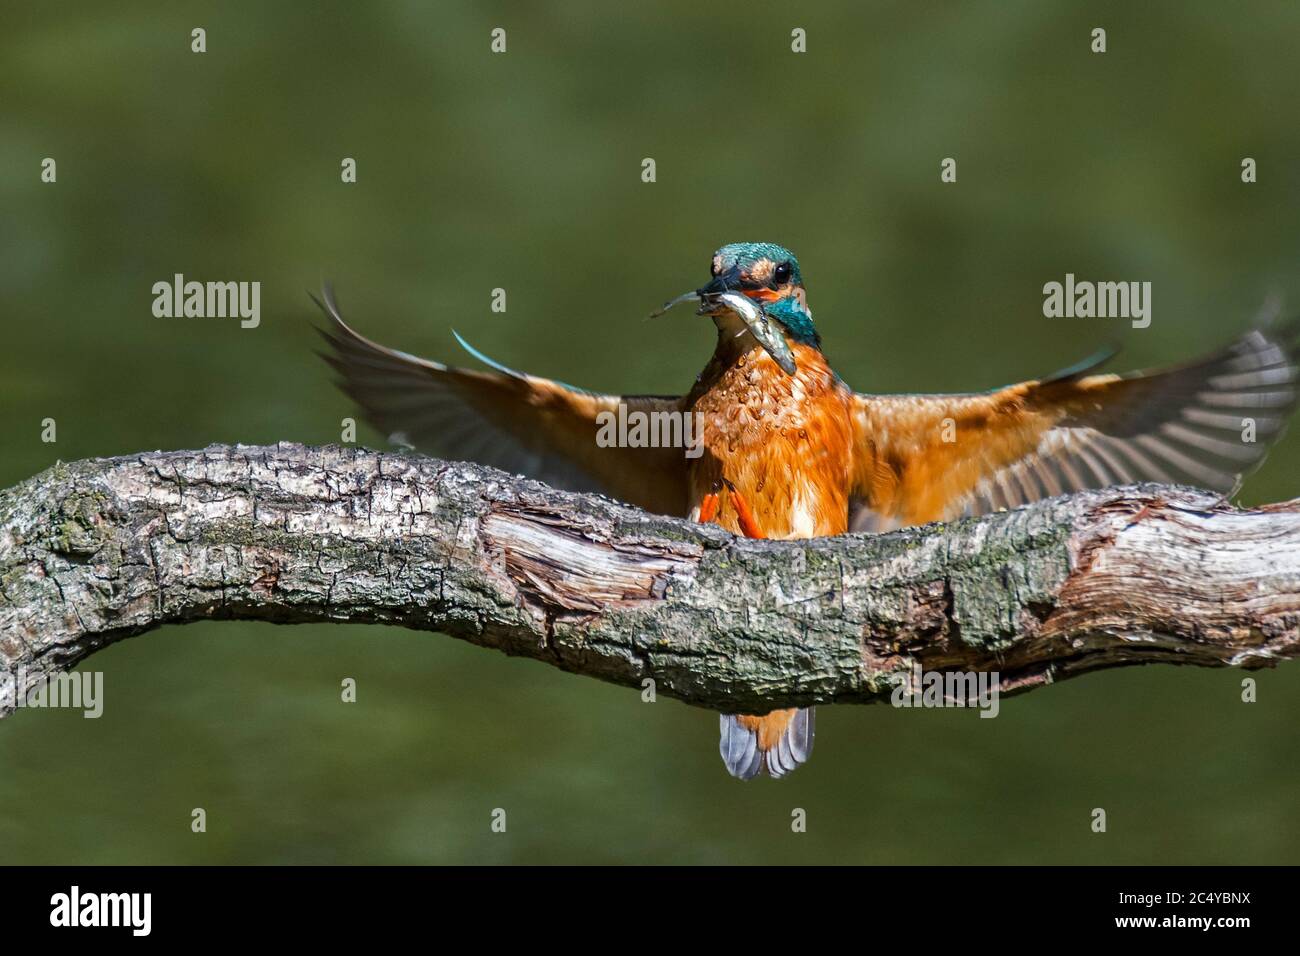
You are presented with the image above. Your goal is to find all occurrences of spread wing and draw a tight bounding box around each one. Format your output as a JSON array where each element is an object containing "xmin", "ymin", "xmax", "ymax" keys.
[
  {"xmin": 315, "ymin": 287, "xmax": 689, "ymax": 516},
  {"xmin": 851, "ymin": 324, "xmax": 1300, "ymax": 530}
]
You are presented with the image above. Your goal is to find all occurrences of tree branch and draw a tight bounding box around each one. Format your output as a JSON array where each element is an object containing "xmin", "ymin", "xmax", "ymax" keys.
[{"xmin": 2, "ymin": 442, "xmax": 1298, "ymax": 718}]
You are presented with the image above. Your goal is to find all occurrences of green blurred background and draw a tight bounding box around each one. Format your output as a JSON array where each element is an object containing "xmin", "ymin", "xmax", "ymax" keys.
[{"xmin": 3, "ymin": 0, "xmax": 1300, "ymax": 864}]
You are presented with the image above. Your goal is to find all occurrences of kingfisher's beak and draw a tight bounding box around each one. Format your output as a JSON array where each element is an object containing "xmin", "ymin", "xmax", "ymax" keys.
[
  {"xmin": 647, "ymin": 269, "xmax": 790, "ymax": 377},
  {"xmin": 648, "ymin": 266, "xmax": 745, "ymax": 319},
  {"xmin": 693, "ymin": 266, "xmax": 745, "ymax": 306},
  {"xmin": 648, "ymin": 266, "xmax": 797, "ymax": 375}
]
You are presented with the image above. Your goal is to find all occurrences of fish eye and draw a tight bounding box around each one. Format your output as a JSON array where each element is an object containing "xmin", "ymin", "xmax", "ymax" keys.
[{"xmin": 773, "ymin": 261, "xmax": 792, "ymax": 285}]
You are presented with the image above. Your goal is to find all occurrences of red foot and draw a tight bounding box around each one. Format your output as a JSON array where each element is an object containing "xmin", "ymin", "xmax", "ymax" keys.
[{"xmin": 722, "ymin": 478, "xmax": 765, "ymax": 539}]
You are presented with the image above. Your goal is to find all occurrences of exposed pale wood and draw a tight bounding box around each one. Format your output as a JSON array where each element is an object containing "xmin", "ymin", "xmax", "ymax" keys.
[{"xmin": 2, "ymin": 443, "xmax": 1298, "ymax": 718}]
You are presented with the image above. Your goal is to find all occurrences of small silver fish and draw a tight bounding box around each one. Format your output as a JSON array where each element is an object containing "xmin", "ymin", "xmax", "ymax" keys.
[
  {"xmin": 648, "ymin": 291, "xmax": 698, "ymax": 318},
  {"xmin": 649, "ymin": 290, "xmax": 798, "ymax": 376},
  {"xmin": 712, "ymin": 291, "xmax": 797, "ymax": 376}
]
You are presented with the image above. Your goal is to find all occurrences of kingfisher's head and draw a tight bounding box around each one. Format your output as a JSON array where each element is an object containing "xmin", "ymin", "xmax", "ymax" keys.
[
  {"xmin": 697, "ymin": 242, "xmax": 818, "ymax": 348},
  {"xmin": 651, "ymin": 241, "xmax": 818, "ymax": 375}
]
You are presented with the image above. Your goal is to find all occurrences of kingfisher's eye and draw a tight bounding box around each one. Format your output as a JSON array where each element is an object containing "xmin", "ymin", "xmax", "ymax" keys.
[{"xmin": 773, "ymin": 262, "xmax": 793, "ymax": 285}]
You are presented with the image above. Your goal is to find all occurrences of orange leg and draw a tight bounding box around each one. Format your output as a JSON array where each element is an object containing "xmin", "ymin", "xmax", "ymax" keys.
[
  {"xmin": 697, "ymin": 492, "xmax": 720, "ymax": 524},
  {"xmin": 721, "ymin": 478, "xmax": 765, "ymax": 539}
]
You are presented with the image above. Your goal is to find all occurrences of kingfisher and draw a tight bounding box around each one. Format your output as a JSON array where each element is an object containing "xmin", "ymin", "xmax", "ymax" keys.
[{"xmin": 318, "ymin": 241, "xmax": 1300, "ymax": 780}]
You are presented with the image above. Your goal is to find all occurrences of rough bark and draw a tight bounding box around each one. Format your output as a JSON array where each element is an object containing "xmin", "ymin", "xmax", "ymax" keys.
[{"xmin": 1, "ymin": 442, "xmax": 1298, "ymax": 718}]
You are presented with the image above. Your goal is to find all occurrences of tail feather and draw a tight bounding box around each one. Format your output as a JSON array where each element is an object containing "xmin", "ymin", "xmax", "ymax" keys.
[
  {"xmin": 719, "ymin": 707, "xmax": 815, "ymax": 779},
  {"xmin": 719, "ymin": 713, "xmax": 764, "ymax": 780}
]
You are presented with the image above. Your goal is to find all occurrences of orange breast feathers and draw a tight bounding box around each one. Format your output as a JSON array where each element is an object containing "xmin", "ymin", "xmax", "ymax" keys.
[{"xmin": 688, "ymin": 343, "xmax": 854, "ymax": 539}]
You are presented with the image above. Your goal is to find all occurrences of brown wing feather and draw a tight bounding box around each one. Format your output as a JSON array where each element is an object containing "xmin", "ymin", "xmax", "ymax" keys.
[
  {"xmin": 851, "ymin": 325, "xmax": 1300, "ymax": 529},
  {"xmin": 315, "ymin": 287, "xmax": 688, "ymax": 516}
]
